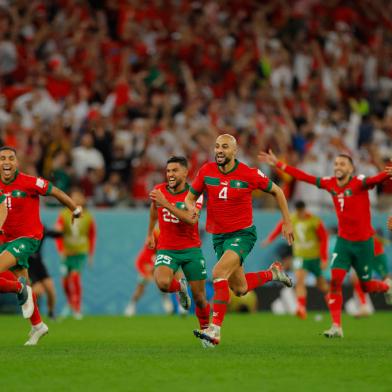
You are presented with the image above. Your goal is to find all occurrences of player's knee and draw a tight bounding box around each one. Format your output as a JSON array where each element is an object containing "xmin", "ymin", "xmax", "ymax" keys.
[
  {"xmin": 155, "ymin": 277, "xmax": 172, "ymax": 292},
  {"xmin": 231, "ymin": 285, "xmax": 247, "ymax": 297}
]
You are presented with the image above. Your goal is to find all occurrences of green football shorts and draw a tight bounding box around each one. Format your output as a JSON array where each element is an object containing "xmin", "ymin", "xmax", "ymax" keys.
[
  {"xmin": 212, "ymin": 225, "xmax": 257, "ymax": 264},
  {"xmin": 155, "ymin": 247, "xmax": 207, "ymax": 281},
  {"xmin": 331, "ymin": 237, "xmax": 374, "ymax": 282},
  {"xmin": 0, "ymin": 237, "xmax": 41, "ymax": 270},
  {"xmin": 372, "ymin": 253, "xmax": 388, "ymax": 280},
  {"xmin": 293, "ymin": 257, "xmax": 323, "ymax": 278},
  {"xmin": 62, "ymin": 254, "xmax": 88, "ymax": 274}
]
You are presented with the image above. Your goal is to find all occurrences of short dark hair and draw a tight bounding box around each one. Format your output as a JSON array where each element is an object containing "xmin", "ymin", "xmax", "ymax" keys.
[
  {"xmin": 166, "ymin": 156, "xmax": 188, "ymax": 168},
  {"xmin": 337, "ymin": 153, "xmax": 354, "ymax": 166},
  {"xmin": 295, "ymin": 200, "xmax": 306, "ymax": 210},
  {"xmin": 0, "ymin": 146, "xmax": 16, "ymax": 155}
]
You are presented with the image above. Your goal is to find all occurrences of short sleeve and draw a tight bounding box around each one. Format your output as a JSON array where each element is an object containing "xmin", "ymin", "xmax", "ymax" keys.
[
  {"xmin": 190, "ymin": 167, "xmax": 206, "ymax": 196},
  {"xmin": 252, "ymin": 169, "xmax": 273, "ymax": 192},
  {"xmin": 195, "ymin": 194, "xmax": 204, "ymax": 210},
  {"xmin": 29, "ymin": 176, "xmax": 52, "ymax": 196}
]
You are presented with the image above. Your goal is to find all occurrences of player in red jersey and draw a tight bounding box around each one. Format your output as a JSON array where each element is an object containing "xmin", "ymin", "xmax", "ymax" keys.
[
  {"xmin": 259, "ymin": 149, "xmax": 392, "ymax": 338},
  {"xmin": 185, "ymin": 134, "xmax": 294, "ymax": 346},
  {"xmin": 0, "ymin": 146, "xmax": 82, "ymax": 345},
  {"xmin": 148, "ymin": 156, "xmax": 210, "ymax": 340}
]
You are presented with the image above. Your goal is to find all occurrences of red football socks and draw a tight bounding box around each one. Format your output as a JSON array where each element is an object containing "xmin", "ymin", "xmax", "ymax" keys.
[
  {"xmin": 0, "ymin": 275, "xmax": 21, "ymax": 293},
  {"xmin": 245, "ymin": 270, "xmax": 273, "ymax": 292},
  {"xmin": 167, "ymin": 279, "xmax": 181, "ymax": 293},
  {"xmin": 30, "ymin": 292, "xmax": 42, "ymax": 326},
  {"xmin": 354, "ymin": 280, "xmax": 367, "ymax": 305},
  {"xmin": 70, "ymin": 272, "xmax": 82, "ymax": 313},
  {"xmin": 328, "ymin": 269, "xmax": 346, "ymax": 326},
  {"xmin": 297, "ymin": 295, "xmax": 307, "ymax": 309},
  {"xmin": 196, "ymin": 303, "xmax": 210, "ymax": 330},
  {"xmin": 361, "ymin": 280, "xmax": 389, "ymax": 293},
  {"xmin": 212, "ymin": 279, "xmax": 230, "ymax": 327}
]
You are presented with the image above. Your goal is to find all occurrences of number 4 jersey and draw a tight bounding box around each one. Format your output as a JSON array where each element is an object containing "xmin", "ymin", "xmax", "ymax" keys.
[
  {"xmin": 155, "ymin": 183, "xmax": 203, "ymax": 250},
  {"xmin": 190, "ymin": 160, "xmax": 273, "ymax": 234}
]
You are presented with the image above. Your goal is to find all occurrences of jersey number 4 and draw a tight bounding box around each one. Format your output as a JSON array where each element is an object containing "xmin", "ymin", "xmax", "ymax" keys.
[
  {"xmin": 218, "ymin": 186, "xmax": 228, "ymax": 200},
  {"xmin": 162, "ymin": 208, "xmax": 179, "ymax": 223}
]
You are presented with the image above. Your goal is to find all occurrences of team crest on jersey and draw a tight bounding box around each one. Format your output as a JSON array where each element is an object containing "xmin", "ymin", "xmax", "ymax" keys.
[
  {"xmin": 344, "ymin": 189, "xmax": 353, "ymax": 196},
  {"xmin": 36, "ymin": 178, "xmax": 45, "ymax": 189}
]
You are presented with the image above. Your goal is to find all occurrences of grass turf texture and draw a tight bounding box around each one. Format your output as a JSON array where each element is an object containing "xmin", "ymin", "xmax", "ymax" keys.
[{"xmin": 1, "ymin": 312, "xmax": 392, "ymax": 392}]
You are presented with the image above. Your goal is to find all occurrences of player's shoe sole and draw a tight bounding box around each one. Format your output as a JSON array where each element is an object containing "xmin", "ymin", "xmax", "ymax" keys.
[
  {"xmin": 193, "ymin": 329, "xmax": 220, "ymax": 346},
  {"xmin": 179, "ymin": 278, "xmax": 191, "ymax": 310},
  {"xmin": 269, "ymin": 261, "xmax": 293, "ymax": 287},
  {"xmin": 17, "ymin": 277, "xmax": 34, "ymax": 319},
  {"xmin": 25, "ymin": 323, "xmax": 49, "ymax": 346}
]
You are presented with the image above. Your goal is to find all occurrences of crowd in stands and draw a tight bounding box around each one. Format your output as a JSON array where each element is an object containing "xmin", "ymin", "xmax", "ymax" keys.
[{"xmin": 0, "ymin": 0, "xmax": 391, "ymax": 208}]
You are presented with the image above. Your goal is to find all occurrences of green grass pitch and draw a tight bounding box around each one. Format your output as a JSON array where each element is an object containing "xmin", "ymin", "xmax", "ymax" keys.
[{"xmin": 1, "ymin": 312, "xmax": 392, "ymax": 392}]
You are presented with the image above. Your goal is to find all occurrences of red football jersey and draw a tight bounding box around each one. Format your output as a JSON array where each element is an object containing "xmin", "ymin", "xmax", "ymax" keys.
[
  {"xmin": 190, "ymin": 160, "xmax": 273, "ymax": 234},
  {"xmin": 155, "ymin": 183, "xmax": 203, "ymax": 250},
  {"xmin": 0, "ymin": 171, "xmax": 52, "ymax": 241},
  {"xmin": 317, "ymin": 176, "xmax": 375, "ymax": 241}
]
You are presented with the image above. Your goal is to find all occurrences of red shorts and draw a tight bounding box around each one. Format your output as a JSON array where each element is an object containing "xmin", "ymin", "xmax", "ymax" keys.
[{"xmin": 135, "ymin": 248, "xmax": 155, "ymax": 279}]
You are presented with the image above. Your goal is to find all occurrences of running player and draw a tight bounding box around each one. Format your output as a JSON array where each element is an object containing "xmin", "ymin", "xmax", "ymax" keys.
[
  {"xmin": 0, "ymin": 146, "xmax": 82, "ymax": 344},
  {"xmin": 186, "ymin": 134, "xmax": 294, "ymax": 346},
  {"xmin": 259, "ymin": 149, "xmax": 392, "ymax": 337},
  {"xmin": 263, "ymin": 200, "xmax": 329, "ymax": 319},
  {"xmin": 148, "ymin": 156, "xmax": 210, "ymax": 338},
  {"xmin": 55, "ymin": 189, "xmax": 96, "ymax": 320},
  {"xmin": 124, "ymin": 228, "xmax": 174, "ymax": 316}
]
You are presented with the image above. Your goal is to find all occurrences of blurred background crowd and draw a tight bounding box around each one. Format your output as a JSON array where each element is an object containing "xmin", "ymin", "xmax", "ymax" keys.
[{"xmin": 0, "ymin": 0, "xmax": 391, "ymax": 209}]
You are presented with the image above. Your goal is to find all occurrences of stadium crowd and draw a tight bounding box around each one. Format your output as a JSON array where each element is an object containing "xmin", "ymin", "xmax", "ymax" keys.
[{"xmin": 0, "ymin": 0, "xmax": 391, "ymax": 208}]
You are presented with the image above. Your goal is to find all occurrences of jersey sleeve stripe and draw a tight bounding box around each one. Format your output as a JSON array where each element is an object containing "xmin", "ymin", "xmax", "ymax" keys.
[
  {"xmin": 189, "ymin": 186, "xmax": 201, "ymax": 196},
  {"xmin": 264, "ymin": 179, "xmax": 273, "ymax": 192},
  {"xmin": 45, "ymin": 182, "xmax": 53, "ymax": 196},
  {"xmin": 316, "ymin": 177, "xmax": 322, "ymax": 188},
  {"xmin": 0, "ymin": 194, "xmax": 5, "ymax": 203}
]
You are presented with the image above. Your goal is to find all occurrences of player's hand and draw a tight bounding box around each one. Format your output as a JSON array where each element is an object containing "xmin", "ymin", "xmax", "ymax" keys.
[
  {"xmin": 282, "ymin": 221, "xmax": 294, "ymax": 245},
  {"xmin": 257, "ymin": 149, "xmax": 279, "ymax": 167},
  {"xmin": 149, "ymin": 189, "xmax": 168, "ymax": 208},
  {"xmin": 72, "ymin": 206, "xmax": 83, "ymax": 223},
  {"xmin": 146, "ymin": 233, "xmax": 155, "ymax": 249}
]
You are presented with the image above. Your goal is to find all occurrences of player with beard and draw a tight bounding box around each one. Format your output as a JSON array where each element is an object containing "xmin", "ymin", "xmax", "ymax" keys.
[
  {"xmin": 185, "ymin": 134, "xmax": 294, "ymax": 346},
  {"xmin": 0, "ymin": 146, "xmax": 82, "ymax": 345},
  {"xmin": 148, "ymin": 156, "xmax": 210, "ymax": 343},
  {"xmin": 259, "ymin": 150, "xmax": 392, "ymax": 338}
]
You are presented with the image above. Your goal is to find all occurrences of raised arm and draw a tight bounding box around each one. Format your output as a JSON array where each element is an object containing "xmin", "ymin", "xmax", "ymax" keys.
[
  {"xmin": 362, "ymin": 166, "xmax": 392, "ymax": 188},
  {"xmin": 149, "ymin": 189, "xmax": 199, "ymax": 225},
  {"xmin": 49, "ymin": 186, "xmax": 82, "ymax": 220},
  {"xmin": 146, "ymin": 202, "xmax": 158, "ymax": 249},
  {"xmin": 269, "ymin": 183, "xmax": 294, "ymax": 245},
  {"xmin": 258, "ymin": 149, "xmax": 319, "ymax": 186}
]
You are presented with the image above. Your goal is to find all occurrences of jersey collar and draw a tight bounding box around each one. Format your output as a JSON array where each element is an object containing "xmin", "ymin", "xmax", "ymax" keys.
[
  {"xmin": 166, "ymin": 183, "xmax": 189, "ymax": 195},
  {"xmin": 0, "ymin": 169, "xmax": 19, "ymax": 185},
  {"xmin": 217, "ymin": 159, "xmax": 239, "ymax": 175}
]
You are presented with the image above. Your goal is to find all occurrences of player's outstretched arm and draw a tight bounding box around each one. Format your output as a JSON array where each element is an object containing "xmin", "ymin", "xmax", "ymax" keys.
[
  {"xmin": 150, "ymin": 189, "xmax": 198, "ymax": 225},
  {"xmin": 269, "ymin": 182, "xmax": 294, "ymax": 245},
  {"xmin": 362, "ymin": 165, "xmax": 392, "ymax": 188},
  {"xmin": 258, "ymin": 149, "xmax": 318, "ymax": 186},
  {"xmin": 49, "ymin": 186, "xmax": 82, "ymax": 220},
  {"xmin": 147, "ymin": 202, "xmax": 158, "ymax": 249}
]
